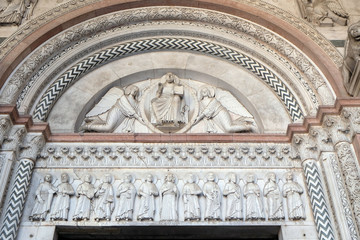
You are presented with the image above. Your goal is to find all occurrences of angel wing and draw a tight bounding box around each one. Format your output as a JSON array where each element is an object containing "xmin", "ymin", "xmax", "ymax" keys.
[
  {"xmin": 86, "ymin": 87, "xmax": 125, "ymax": 118},
  {"xmin": 326, "ymin": 0, "xmax": 348, "ymax": 18},
  {"xmin": 214, "ymin": 88, "xmax": 253, "ymax": 118}
]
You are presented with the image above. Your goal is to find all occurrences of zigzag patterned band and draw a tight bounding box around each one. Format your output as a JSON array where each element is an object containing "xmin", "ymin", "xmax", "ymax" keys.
[
  {"xmin": 33, "ymin": 38, "xmax": 304, "ymax": 122},
  {"xmin": 303, "ymin": 160, "xmax": 335, "ymax": 240},
  {"xmin": 0, "ymin": 159, "xmax": 34, "ymax": 240}
]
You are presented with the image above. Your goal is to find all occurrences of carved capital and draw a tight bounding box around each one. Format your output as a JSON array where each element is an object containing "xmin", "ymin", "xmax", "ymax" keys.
[{"xmin": 19, "ymin": 134, "xmax": 45, "ymax": 161}]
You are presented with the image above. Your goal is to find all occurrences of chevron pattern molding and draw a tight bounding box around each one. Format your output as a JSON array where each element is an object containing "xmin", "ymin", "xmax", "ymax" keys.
[
  {"xmin": 303, "ymin": 160, "xmax": 335, "ymax": 240},
  {"xmin": 0, "ymin": 159, "xmax": 34, "ymax": 240},
  {"xmin": 33, "ymin": 38, "xmax": 304, "ymax": 122}
]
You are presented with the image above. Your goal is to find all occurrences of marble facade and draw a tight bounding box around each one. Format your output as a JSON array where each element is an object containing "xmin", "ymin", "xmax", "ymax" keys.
[{"xmin": 0, "ymin": 1, "xmax": 360, "ymax": 240}]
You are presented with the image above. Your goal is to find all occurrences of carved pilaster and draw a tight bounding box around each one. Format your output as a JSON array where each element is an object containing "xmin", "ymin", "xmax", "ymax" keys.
[
  {"xmin": 303, "ymin": 159, "xmax": 335, "ymax": 240},
  {"xmin": 0, "ymin": 133, "xmax": 45, "ymax": 240},
  {"xmin": 0, "ymin": 117, "xmax": 11, "ymax": 147},
  {"xmin": 335, "ymin": 142, "xmax": 360, "ymax": 230}
]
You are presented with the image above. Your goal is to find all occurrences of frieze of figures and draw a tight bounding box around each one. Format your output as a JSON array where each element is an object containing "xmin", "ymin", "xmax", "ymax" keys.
[
  {"xmin": 26, "ymin": 170, "xmax": 307, "ymax": 223},
  {"xmin": 36, "ymin": 143, "xmax": 299, "ymax": 168}
]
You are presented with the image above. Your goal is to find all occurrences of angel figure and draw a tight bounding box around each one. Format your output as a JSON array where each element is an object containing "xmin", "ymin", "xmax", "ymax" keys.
[
  {"xmin": 193, "ymin": 86, "xmax": 257, "ymax": 133},
  {"xmin": 297, "ymin": 0, "xmax": 348, "ymax": 26},
  {"xmin": 29, "ymin": 174, "xmax": 57, "ymax": 221},
  {"xmin": 80, "ymin": 85, "xmax": 144, "ymax": 133},
  {"xmin": 50, "ymin": 173, "xmax": 75, "ymax": 221},
  {"xmin": 160, "ymin": 173, "xmax": 179, "ymax": 221},
  {"xmin": 115, "ymin": 174, "xmax": 136, "ymax": 221},
  {"xmin": 182, "ymin": 173, "xmax": 202, "ymax": 221}
]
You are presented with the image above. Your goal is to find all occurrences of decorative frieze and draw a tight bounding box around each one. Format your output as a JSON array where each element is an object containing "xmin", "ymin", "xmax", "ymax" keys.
[
  {"xmin": 37, "ymin": 143, "xmax": 298, "ymax": 168},
  {"xmin": 25, "ymin": 169, "xmax": 307, "ymax": 224}
]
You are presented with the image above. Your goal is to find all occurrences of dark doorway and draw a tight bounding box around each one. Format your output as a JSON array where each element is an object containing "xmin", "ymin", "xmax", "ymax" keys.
[{"xmin": 56, "ymin": 226, "xmax": 279, "ymax": 240}]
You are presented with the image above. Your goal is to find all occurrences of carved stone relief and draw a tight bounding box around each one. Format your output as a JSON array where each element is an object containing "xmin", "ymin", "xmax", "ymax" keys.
[
  {"xmin": 80, "ymin": 73, "xmax": 257, "ymax": 134},
  {"xmin": 29, "ymin": 174, "xmax": 56, "ymax": 221},
  {"xmin": 283, "ymin": 172, "xmax": 305, "ymax": 220},
  {"xmin": 0, "ymin": 0, "xmax": 38, "ymax": 25},
  {"xmin": 297, "ymin": 0, "xmax": 348, "ymax": 27},
  {"xmin": 26, "ymin": 170, "xmax": 307, "ymax": 223},
  {"xmin": 343, "ymin": 20, "xmax": 360, "ymax": 96}
]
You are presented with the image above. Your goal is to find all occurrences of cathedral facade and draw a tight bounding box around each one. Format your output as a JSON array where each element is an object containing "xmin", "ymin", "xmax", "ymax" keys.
[{"xmin": 0, "ymin": 0, "xmax": 359, "ymax": 239}]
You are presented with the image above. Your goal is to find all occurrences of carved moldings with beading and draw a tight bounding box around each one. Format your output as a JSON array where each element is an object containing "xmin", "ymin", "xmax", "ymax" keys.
[
  {"xmin": 1, "ymin": 7, "xmax": 333, "ymax": 116},
  {"xmin": 36, "ymin": 143, "xmax": 298, "ymax": 168}
]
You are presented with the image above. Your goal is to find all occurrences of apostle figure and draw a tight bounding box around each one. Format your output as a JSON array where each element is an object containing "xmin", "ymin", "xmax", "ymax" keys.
[
  {"xmin": 29, "ymin": 174, "xmax": 57, "ymax": 221},
  {"xmin": 137, "ymin": 174, "xmax": 159, "ymax": 221},
  {"xmin": 115, "ymin": 174, "xmax": 136, "ymax": 221},
  {"xmin": 73, "ymin": 174, "xmax": 95, "ymax": 221},
  {"xmin": 203, "ymin": 172, "xmax": 221, "ymax": 221},
  {"xmin": 50, "ymin": 173, "xmax": 75, "ymax": 221},
  {"xmin": 183, "ymin": 173, "xmax": 202, "ymax": 221},
  {"xmin": 244, "ymin": 173, "xmax": 264, "ymax": 220},
  {"xmin": 263, "ymin": 172, "xmax": 284, "ymax": 220},
  {"xmin": 223, "ymin": 172, "xmax": 242, "ymax": 220},
  {"xmin": 151, "ymin": 73, "xmax": 186, "ymax": 127},
  {"xmin": 283, "ymin": 172, "xmax": 305, "ymax": 220},
  {"xmin": 94, "ymin": 174, "xmax": 114, "ymax": 221},
  {"xmin": 160, "ymin": 173, "xmax": 179, "ymax": 221}
]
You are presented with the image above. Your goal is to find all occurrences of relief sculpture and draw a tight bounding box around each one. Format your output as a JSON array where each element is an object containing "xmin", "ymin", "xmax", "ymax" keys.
[
  {"xmin": 194, "ymin": 87, "xmax": 256, "ymax": 133},
  {"xmin": 29, "ymin": 174, "xmax": 57, "ymax": 221},
  {"xmin": 80, "ymin": 73, "xmax": 257, "ymax": 134},
  {"xmin": 159, "ymin": 173, "xmax": 179, "ymax": 221},
  {"xmin": 50, "ymin": 173, "xmax": 75, "ymax": 221},
  {"xmin": 297, "ymin": 0, "xmax": 348, "ymax": 26},
  {"xmin": 223, "ymin": 173, "xmax": 242, "ymax": 221},
  {"xmin": 203, "ymin": 172, "xmax": 221, "ymax": 221},
  {"xmin": 115, "ymin": 174, "xmax": 136, "ymax": 221},
  {"xmin": 137, "ymin": 174, "xmax": 159, "ymax": 221},
  {"xmin": 94, "ymin": 174, "xmax": 114, "ymax": 221},
  {"xmin": 151, "ymin": 73, "xmax": 188, "ymax": 129},
  {"xmin": 80, "ymin": 85, "xmax": 144, "ymax": 133},
  {"xmin": 244, "ymin": 173, "xmax": 264, "ymax": 220},
  {"xmin": 72, "ymin": 174, "xmax": 95, "ymax": 221},
  {"xmin": 263, "ymin": 172, "xmax": 284, "ymax": 220},
  {"xmin": 283, "ymin": 172, "xmax": 305, "ymax": 220},
  {"xmin": 0, "ymin": 0, "xmax": 38, "ymax": 25},
  {"xmin": 182, "ymin": 173, "xmax": 202, "ymax": 221},
  {"xmin": 343, "ymin": 21, "xmax": 360, "ymax": 96}
]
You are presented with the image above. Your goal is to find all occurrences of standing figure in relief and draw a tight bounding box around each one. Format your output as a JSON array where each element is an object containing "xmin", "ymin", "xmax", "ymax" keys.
[
  {"xmin": 50, "ymin": 173, "xmax": 75, "ymax": 221},
  {"xmin": 94, "ymin": 174, "xmax": 114, "ymax": 221},
  {"xmin": 73, "ymin": 174, "xmax": 95, "ymax": 221},
  {"xmin": 223, "ymin": 173, "xmax": 242, "ymax": 220},
  {"xmin": 182, "ymin": 173, "xmax": 202, "ymax": 221},
  {"xmin": 0, "ymin": 0, "xmax": 38, "ymax": 25},
  {"xmin": 283, "ymin": 172, "xmax": 305, "ymax": 220},
  {"xmin": 203, "ymin": 172, "xmax": 221, "ymax": 221},
  {"xmin": 29, "ymin": 174, "xmax": 57, "ymax": 221},
  {"xmin": 263, "ymin": 172, "xmax": 284, "ymax": 220},
  {"xmin": 160, "ymin": 173, "xmax": 179, "ymax": 221},
  {"xmin": 137, "ymin": 174, "xmax": 159, "ymax": 221},
  {"xmin": 244, "ymin": 173, "xmax": 264, "ymax": 220},
  {"xmin": 151, "ymin": 73, "xmax": 186, "ymax": 127},
  {"xmin": 194, "ymin": 87, "xmax": 256, "ymax": 133},
  {"xmin": 115, "ymin": 174, "xmax": 136, "ymax": 221},
  {"xmin": 80, "ymin": 85, "xmax": 144, "ymax": 133}
]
